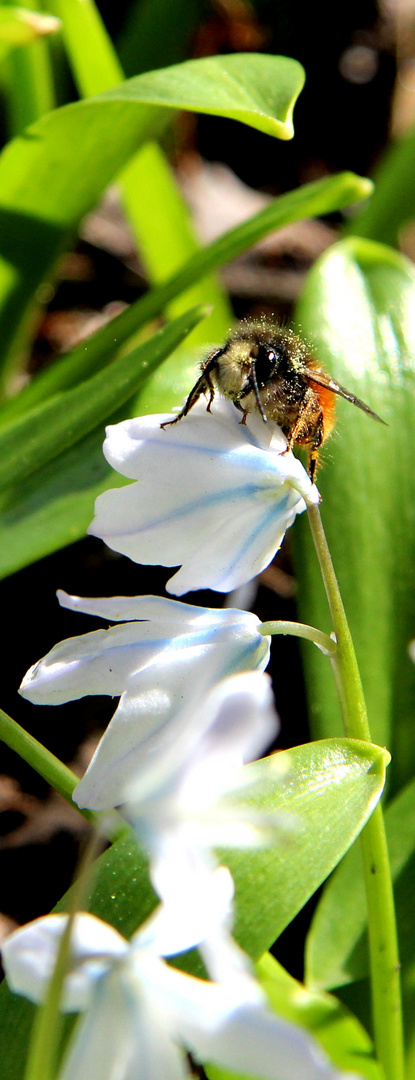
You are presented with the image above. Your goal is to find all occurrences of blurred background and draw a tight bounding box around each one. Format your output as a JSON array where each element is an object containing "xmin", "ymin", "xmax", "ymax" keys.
[{"xmin": 0, "ymin": 0, "xmax": 408, "ymax": 973}]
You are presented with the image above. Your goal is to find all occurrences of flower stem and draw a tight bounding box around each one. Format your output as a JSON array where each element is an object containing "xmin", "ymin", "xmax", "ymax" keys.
[
  {"xmin": 0, "ymin": 707, "xmax": 87, "ymax": 808},
  {"xmin": 307, "ymin": 502, "xmax": 404, "ymax": 1080},
  {"xmin": 24, "ymin": 825, "xmax": 105, "ymax": 1080},
  {"xmin": 259, "ymin": 619, "xmax": 336, "ymax": 656}
]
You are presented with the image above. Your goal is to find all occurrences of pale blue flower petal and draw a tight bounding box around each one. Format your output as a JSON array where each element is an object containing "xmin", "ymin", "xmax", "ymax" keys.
[
  {"xmin": 89, "ymin": 400, "xmax": 319, "ymax": 595},
  {"xmin": 58, "ymin": 970, "xmax": 188, "ymax": 1080},
  {"xmin": 20, "ymin": 594, "xmax": 269, "ymax": 705},
  {"xmin": 1, "ymin": 914, "xmax": 127, "ymax": 1012},
  {"xmin": 184, "ymin": 999, "xmax": 361, "ymax": 1080},
  {"xmin": 74, "ymin": 653, "xmax": 276, "ymax": 811},
  {"xmin": 134, "ymin": 864, "xmax": 234, "ymax": 959},
  {"xmin": 127, "ymin": 958, "xmax": 358, "ymax": 1079},
  {"xmin": 120, "ymin": 672, "xmax": 278, "ymax": 916}
]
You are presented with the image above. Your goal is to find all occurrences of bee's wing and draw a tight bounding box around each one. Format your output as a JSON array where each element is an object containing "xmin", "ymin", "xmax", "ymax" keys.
[{"xmin": 306, "ymin": 369, "xmax": 387, "ymax": 426}]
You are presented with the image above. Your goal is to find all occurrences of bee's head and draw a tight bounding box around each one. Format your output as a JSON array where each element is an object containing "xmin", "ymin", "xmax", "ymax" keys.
[{"xmin": 250, "ymin": 340, "xmax": 289, "ymax": 388}]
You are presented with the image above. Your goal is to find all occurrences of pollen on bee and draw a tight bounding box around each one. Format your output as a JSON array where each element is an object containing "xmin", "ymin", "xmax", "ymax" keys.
[{"xmin": 311, "ymin": 382, "xmax": 337, "ymax": 440}]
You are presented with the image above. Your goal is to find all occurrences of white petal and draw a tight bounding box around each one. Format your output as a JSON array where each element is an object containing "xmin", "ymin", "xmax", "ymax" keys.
[
  {"xmin": 176, "ymin": 671, "xmax": 279, "ymax": 801},
  {"xmin": 1, "ymin": 914, "xmax": 127, "ymax": 1011},
  {"xmin": 136, "ymin": 860, "xmax": 234, "ymax": 958},
  {"xmin": 74, "ymin": 646, "xmax": 271, "ymax": 811},
  {"xmin": 185, "ymin": 1000, "xmax": 360, "ymax": 1080},
  {"xmin": 19, "ymin": 622, "xmax": 165, "ymax": 703},
  {"xmin": 125, "ymin": 670, "xmax": 278, "ymax": 819},
  {"xmin": 132, "ymin": 956, "xmax": 263, "ymax": 1048},
  {"xmin": 20, "ymin": 595, "xmax": 269, "ymax": 706},
  {"xmin": 56, "ymin": 591, "xmax": 234, "ymax": 626},
  {"xmin": 89, "ymin": 401, "xmax": 317, "ymax": 595},
  {"xmin": 58, "ymin": 968, "xmax": 188, "ymax": 1080}
]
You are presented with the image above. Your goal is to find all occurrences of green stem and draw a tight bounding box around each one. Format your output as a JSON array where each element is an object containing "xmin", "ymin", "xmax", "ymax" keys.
[
  {"xmin": 0, "ymin": 707, "xmax": 83, "ymax": 805},
  {"xmin": 259, "ymin": 619, "xmax": 336, "ymax": 656},
  {"xmin": 24, "ymin": 824, "xmax": 105, "ymax": 1080},
  {"xmin": 307, "ymin": 502, "xmax": 404, "ymax": 1080}
]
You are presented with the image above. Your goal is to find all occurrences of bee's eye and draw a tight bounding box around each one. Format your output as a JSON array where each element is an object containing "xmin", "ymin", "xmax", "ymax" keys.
[{"xmin": 254, "ymin": 345, "xmax": 279, "ymax": 387}]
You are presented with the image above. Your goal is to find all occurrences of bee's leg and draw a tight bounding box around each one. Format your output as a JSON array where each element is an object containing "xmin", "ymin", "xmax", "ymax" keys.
[
  {"xmin": 160, "ymin": 348, "xmax": 223, "ymax": 429},
  {"xmin": 233, "ymin": 401, "xmax": 248, "ymax": 425},
  {"xmin": 281, "ymin": 390, "xmax": 316, "ymax": 452},
  {"xmin": 281, "ymin": 392, "xmax": 324, "ymax": 481},
  {"xmin": 160, "ymin": 373, "xmax": 212, "ymax": 428}
]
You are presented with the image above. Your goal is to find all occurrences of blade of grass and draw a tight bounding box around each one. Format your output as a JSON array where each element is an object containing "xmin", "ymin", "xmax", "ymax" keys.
[
  {"xmin": 0, "ymin": 302, "xmax": 208, "ymax": 491},
  {"xmin": 1, "ymin": 0, "xmax": 57, "ymax": 135},
  {"xmin": 47, "ymin": 0, "xmax": 232, "ymax": 342},
  {"xmin": 0, "ymin": 171, "xmax": 373, "ymax": 427},
  {"xmin": 0, "ymin": 51, "xmax": 304, "ymax": 387}
]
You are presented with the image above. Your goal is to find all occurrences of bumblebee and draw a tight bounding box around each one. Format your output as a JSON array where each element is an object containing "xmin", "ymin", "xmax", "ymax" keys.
[{"xmin": 161, "ymin": 320, "xmax": 386, "ymax": 482}]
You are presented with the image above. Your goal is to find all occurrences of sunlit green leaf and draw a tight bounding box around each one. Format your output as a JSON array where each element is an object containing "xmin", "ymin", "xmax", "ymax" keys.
[
  {"xmin": 254, "ymin": 953, "xmax": 382, "ymax": 1080},
  {"xmin": 350, "ymin": 124, "xmax": 415, "ymax": 247},
  {"xmin": 294, "ymin": 237, "xmax": 415, "ymax": 792},
  {"xmin": 306, "ymin": 772, "xmax": 415, "ymax": 991}
]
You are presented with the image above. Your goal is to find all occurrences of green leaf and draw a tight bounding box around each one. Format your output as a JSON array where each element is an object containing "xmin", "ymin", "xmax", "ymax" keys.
[
  {"xmin": 0, "ymin": 739, "xmax": 387, "ymax": 1080},
  {"xmin": 0, "ymin": 52, "xmax": 304, "ymax": 383},
  {"xmin": 0, "ymin": 423, "xmax": 124, "ymax": 577},
  {"xmin": 48, "ymin": 0, "xmax": 231, "ymax": 392},
  {"xmin": 205, "ymin": 953, "xmax": 384, "ymax": 1079},
  {"xmin": 306, "ymin": 772, "xmax": 415, "ymax": 992},
  {"xmin": 254, "ymin": 953, "xmax": 381, "ymax": 1080},
  {"xmin": 117, "ymin": 0, "xmax": 201, "ymax": 78},
  {"xmin": 294, "ymin": 236, "xmax": 415, "ymax": 791},
  {"xmin": 0, "ymin": 0, "xmax": 57, "ymax": 138},
  {"xmin": 224, "ymin": 740, "xmax": 388, "ymax": 959},
  {"xmin": 0, "ymin": 302, "xmax": 207, "ymax": 491},
  {"xmin": 350, "ymin": 125, "xmax": 415, "ymax": 247}
]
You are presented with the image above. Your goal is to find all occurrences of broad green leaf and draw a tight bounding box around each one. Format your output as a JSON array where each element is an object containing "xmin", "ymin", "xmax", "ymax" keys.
[
  {"xmin": 223, "ymin": 740, "xmax": 388, "ymax": 958},
  {"xmin": 254, "ymin": 954, "xmax": 382, "ymax": 1080},
  {"xmin": 306, "ymin": 772, "xmax": 415, "ymax": 991},
  {"xmin": 0, "ymin": 302, "xmax": 207, "ymax": 491},
  {"xmin": 0, "ymin": 739, "xmax": 388, "ymax": 1080},
  {"xmin": 0, "ymin": 52, "xmax": 304, "ymax": 383},
  {"xmin": 294, "ymin": 236, "xmax": 415, "ymax": 791},
  {"xmin": 0, "ymin": 6, "xmax": 59, "ymax": 57}
]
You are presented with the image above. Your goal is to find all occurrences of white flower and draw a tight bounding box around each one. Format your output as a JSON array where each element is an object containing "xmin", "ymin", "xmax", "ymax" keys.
[
  {"xmin": 114, "ymin": 670, "xmax": 282, "ymax": 943},
  {"xmin": 2, "ymin": 910, "xmax": 361, "ymax": 1080},
  {"xmin": 120, "ymin": 671, "xmax": 281, "ymax": 908},
  {"xmin": 88, "ymin": 399, "xmax": 319, "ymax": 595},
  {"xmin": 19, "ymin": 593, "xmax": 270, "ymax": 811}
]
